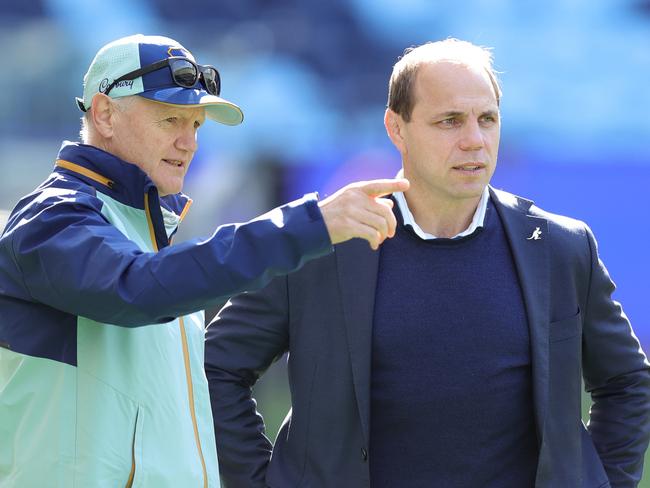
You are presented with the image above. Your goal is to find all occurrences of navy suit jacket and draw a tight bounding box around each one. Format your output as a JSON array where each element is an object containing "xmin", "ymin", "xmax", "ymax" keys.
[{"xmin": 205, "ymin": 188, "xmax": 650, "ymax": 487}]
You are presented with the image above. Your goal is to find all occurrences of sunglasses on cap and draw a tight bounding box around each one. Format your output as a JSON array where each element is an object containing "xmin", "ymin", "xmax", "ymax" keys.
[{"xmin": 77, "ymin": 56, "xmax": 221, "ymax": 112}]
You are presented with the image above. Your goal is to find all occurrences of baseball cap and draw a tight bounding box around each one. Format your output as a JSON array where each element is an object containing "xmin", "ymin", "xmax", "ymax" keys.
[{"xmin": 77, "ymin": 34, "xmax": 243, "ymax": 125}]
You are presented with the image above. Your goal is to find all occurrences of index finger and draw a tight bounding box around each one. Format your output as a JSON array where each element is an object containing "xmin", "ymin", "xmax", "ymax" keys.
[{"xmin": 359, "ymin": 178, "xmax": 410, "ymax": 197}]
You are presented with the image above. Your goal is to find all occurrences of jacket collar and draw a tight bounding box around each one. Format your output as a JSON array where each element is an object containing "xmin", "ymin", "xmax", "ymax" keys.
[{"xmin": 54, "ymin": 141, "xmax": 191, "ymax": 217}]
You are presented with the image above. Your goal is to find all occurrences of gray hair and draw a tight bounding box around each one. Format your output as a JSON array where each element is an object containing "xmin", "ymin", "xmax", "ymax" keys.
[{"xmin": 79, "ymin": 96, "xmax": 136, "ymax": 143}]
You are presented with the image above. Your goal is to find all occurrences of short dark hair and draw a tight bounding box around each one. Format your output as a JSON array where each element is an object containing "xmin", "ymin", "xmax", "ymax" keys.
[{"xmin": 387, "ymin": 39, "xmax": 502, "ymax": 122}]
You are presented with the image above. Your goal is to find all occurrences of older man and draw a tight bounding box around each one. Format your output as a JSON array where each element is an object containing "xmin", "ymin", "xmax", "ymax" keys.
[
  {"xmin": 206, "ymin": 39, "xmax": 650, "ymax": 487},
  {"xmin": 0, "ymin": 34, "xmax": 407, "ymax": 487}
]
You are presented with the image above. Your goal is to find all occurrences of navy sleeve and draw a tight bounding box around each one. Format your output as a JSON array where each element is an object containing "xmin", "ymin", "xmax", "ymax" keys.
[
  {"xmin": 205, "ymin": 277, "xmax": 290, "ymax": 488},
  {"xmin": 581, "ymin": 225, "xmax": 650, "ymax": 487},
  {"xmin": 4, "ymin": 189, "xmax": 332, "ymax": 326}
]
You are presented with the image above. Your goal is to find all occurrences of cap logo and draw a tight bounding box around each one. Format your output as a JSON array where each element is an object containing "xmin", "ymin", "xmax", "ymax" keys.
[
  {"xmin": 99, "ymin": 78, "xmax": 134, "ymax": 93},
  {"xmin": 99, "ymin": 79, "xmax": 110, "ymax": 93},
  {"xmin": 167, "ymin": 46, "xmax": 191, "ymax": 58}
]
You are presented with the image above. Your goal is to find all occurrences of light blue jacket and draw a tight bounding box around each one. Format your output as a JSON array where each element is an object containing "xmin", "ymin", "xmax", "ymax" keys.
[{"xmin": 0, "ymin": 141, "xmax": 332, "ymax": 487}]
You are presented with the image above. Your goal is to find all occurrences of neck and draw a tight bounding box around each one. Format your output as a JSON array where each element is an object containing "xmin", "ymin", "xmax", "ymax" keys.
[
  {"xmin": 86, "ymin": 135, "xmax": 111, "ymax": 154},
  {"xmin": 403, "ymin": 187, "xmax": 484, "ymax": 238}
]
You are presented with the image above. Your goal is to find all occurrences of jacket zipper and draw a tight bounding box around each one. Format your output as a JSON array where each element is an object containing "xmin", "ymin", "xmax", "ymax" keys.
[
  {"xmin": 125, "ymin": 409, "xmax": 139, "ymax": 488},
  {"xmin": 179, "ymin": 317, "xmax": 208, "ymax": 488},
  {"xmin": 144, "ymin": 193, "xmax": 207, "ymax": 488}
]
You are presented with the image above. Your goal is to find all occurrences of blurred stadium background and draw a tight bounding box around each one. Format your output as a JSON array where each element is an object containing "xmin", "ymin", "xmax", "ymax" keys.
[{"xmin": 1, "ymin": 0, "xmax": 649, "ymax": 484}]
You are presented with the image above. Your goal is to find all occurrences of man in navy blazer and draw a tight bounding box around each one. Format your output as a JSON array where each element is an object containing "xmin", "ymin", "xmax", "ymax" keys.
[{"xmin": 205, "ymin": 39, "xmax": 650, "ymax": 487}]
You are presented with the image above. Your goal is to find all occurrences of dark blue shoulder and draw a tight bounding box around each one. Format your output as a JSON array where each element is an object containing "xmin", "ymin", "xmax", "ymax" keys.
[{"xmin": 3, "ymin": 172, "xmax": 103, "ymax": 236}]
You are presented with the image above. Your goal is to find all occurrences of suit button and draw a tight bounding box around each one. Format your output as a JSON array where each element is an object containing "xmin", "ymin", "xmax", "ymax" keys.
[{"xmin": 361, "ymin": 448, "xmax": 368, "ymax": 461}]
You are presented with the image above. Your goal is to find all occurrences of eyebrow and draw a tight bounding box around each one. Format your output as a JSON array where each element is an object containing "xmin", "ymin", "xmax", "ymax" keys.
[
  {"xmin": 436, "ymin": 111, "xmax": 464, "ymax": 119},
  {"xmin": 434, "ymin": 109, "xmax": 499, "ymax": 119},
  {"xmin": 156, "ymin": 108, "xmax": 204, "ymax": 121},
  {"xmin": 153, "ymin": 107, "xmax": 178, "ymax": 118}
]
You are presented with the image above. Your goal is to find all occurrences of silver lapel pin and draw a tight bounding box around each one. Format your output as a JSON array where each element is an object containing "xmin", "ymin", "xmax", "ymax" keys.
[{"xmin": 527, "ymin": 226, "xmax": 542, "ymax": 240}]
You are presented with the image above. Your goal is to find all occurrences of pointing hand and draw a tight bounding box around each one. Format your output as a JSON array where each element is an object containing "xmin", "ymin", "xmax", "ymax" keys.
[{"xmin": 318, "ymin": 178, "xmax": 410, "ymax": 250}]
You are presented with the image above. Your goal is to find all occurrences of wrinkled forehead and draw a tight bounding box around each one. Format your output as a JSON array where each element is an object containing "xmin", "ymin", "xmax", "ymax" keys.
[{"xmin": 414, "ymin": 61, "xmax": 499, "ymax": 107}]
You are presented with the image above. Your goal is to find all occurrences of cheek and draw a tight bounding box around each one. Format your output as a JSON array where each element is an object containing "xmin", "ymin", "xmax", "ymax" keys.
[
  {"xmin": 487, "ymin": 134, "xmax": 500, "ymax": 157},
  {"xmin": 131, "ymin": 142, "xmax": 161, "ymax": 176},
  {"xmin": 486, "ymin": 126, "xmax": 500, "ymax": 145},
  {"xmin": 407, "ymin": 128, "xmax": 436, "ymax": 155}
]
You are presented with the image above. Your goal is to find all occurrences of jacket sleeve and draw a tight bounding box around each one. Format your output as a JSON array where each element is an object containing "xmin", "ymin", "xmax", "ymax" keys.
[
  {"xmin": 204, "ymin": 277, "xmax": 290, "ymax": 488},
  {"xmin": 4, "ymin": 189, "xmax": 331, "ymax": 326},
  {"xmin": 581, "ymin": 225, "xmax": 650, "ymax": 487}
]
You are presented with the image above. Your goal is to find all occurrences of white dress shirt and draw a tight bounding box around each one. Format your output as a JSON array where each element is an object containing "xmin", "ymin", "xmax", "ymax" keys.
[{"xmin": 392, "ymin": 169, "xmax": 489, "ymax": 240}]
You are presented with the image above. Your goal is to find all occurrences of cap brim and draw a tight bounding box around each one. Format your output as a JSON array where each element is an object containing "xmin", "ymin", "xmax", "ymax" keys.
[{"xmin": 138, "ymin": 87, "xmax": 244, "ymax": 126}]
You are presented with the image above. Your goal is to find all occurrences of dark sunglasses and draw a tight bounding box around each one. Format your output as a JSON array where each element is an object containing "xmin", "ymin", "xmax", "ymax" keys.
[{"xmin": 77, "ymin": 56, "xmax": 221, "ymax": 112}]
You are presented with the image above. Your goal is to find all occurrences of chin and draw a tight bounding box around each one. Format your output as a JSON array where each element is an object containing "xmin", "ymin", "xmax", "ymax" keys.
[
  {"xmin": 157, "ymin": 181, "xmax": 184, "ymax": 197},
  {"xmin": 455, "ymin": 183, "xmax": 485, "ymax": 196}
]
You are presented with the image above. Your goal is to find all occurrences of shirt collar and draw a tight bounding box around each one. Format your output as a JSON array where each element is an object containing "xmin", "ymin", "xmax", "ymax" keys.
[
  {"xmin": 393, "ymin": 169, "xmax": 489, "ymax": 240},
  {"xmin": 160, "ymin": 205, "xmax": 182, "ymax": 238}
]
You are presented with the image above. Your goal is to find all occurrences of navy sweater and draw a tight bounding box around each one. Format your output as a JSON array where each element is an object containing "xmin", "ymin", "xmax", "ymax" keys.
[{"xmin": 369, "ymin": 203, "xmax": 538, "ymax": 487}]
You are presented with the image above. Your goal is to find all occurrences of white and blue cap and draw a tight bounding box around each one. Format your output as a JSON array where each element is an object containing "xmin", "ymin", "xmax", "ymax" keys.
[{"xmin": 77, "ymin": 34, "xmax": 243, "ymax": 125}]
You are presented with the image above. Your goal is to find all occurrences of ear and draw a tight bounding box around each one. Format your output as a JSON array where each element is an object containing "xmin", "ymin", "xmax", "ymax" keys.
[
  {"xmin": 384, "ymin": 109, "xmax": 407, "ymax": 155},
  {"xmin": 89, "ymin": 93, "xmax": 118, "ymax": 139}
]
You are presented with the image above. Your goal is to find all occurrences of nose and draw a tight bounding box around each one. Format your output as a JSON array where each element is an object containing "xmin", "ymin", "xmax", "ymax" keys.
[
  {"xmin": 175, "ymin": 125, "xmax": 198, "ymax": 154},
  {"xmin": 459, "ymin": 119, "xmax": 484, "ymax": 152}
]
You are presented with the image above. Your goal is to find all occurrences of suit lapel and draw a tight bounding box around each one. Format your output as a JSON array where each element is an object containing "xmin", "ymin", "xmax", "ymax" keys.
[
  {"xmin": 491, "ymin": 187, "xmax": 550, "ymax": 442},
  {"xmin": 335, "ymin": 238, "xmax": 380, "ymax": 445}
]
